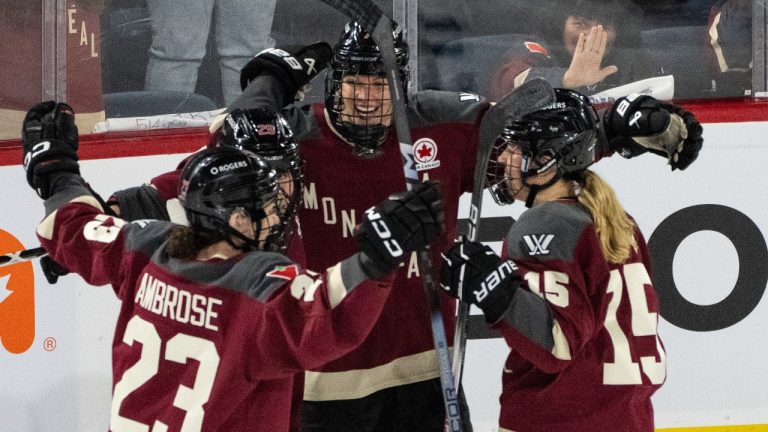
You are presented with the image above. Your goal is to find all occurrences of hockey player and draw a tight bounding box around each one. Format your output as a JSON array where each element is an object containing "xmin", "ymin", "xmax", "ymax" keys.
[
  {"xmin": 103, "ymin": 106, "xmax": 308, "ymax": 431},
  {"xmin": 440, "ymin": 89, "xmax": 668, "ymax": 431},
  {"xmin": 38, "ymin": 106, "xmax": 306, "ymax": 284},
  {"xmin": 232, "ymin": 20, "xmax": 702, "ymax": 431},
  {"xmin": 21, "ymin": 101, "xmax": 446, "ymax": 432},
  {"xmin": 111, "ymin": 106, "xmax": 303, "ymax": 240},
  {"xmin": 237, "ymin": 22, "xmax": 485, "ymax": 431}
]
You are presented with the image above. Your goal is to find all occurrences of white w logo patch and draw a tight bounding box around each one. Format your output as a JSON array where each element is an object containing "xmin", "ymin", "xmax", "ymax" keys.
[{"xmin": 523, "ymin": 234, "xmax": 555, "ymax": 256}]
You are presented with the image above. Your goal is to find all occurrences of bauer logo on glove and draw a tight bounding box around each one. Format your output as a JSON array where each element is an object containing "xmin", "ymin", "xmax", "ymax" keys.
[
  {"xmin": 474, "ymin": 260, "xmax": 519, "ymax": 303},
  {"xmin": 605, "ymin": 94, "xmax": 703, "ymax": 170}
]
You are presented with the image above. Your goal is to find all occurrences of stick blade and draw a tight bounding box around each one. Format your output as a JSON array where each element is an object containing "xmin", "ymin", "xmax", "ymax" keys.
[
  {"xmin": 497, "ymin": 78, "xmax": 557, "ymax": 121},
  {"xmin": 474, "ymin": 78, "xmax": 556, "ymax": 197},
  {"xmin": 453, "ymin": 79, "xmax": 557, "ymax": 386},
  {"xmin": 478, "ymin": 78, "xmax": 557, "ymax": 158}
]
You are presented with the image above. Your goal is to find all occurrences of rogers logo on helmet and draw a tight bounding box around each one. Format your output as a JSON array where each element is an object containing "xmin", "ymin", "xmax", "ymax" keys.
[
  {"xmin": 210, "ymin": 161, "xmax": 248, "ymax": 175},
  {"xmin": 542, "ymin": 102, "xmax": 567, "ymax": 110}
]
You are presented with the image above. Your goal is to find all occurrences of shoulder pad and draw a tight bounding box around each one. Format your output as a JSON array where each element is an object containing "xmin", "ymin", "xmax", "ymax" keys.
[
  {"xmin": 237, "ymin": 252, "xmax": 299, "ymax": 302},
  {"xmin": 124, "ymin": 220, "xmax": 175, "ymax": 256},
  {"xmin": 409, "ymin": 90, "xmax": 487, "ymax": 126},
  {"xmin": 112, "ymin": 185, "xmax": 171, "ymax": 222},
  {"xmin": 505, "ymin": 201, "xmax": 592, "ymax": 262}
]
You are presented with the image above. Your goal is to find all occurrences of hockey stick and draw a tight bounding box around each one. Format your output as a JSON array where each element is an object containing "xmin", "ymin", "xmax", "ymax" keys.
[
  {"xmin": 315, "ymin": 1, "xmax": 462, "ymax": 430},
  {"xmin": 0, "ymin": 246, "xmax": 47, "ymax": 268},
  {"xmin": 451, "ymin": 78, "xmax": 556, "ymax": 387}
]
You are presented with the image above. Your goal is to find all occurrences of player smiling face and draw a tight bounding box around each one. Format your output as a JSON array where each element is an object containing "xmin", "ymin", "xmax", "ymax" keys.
[{"xmin": 338, "ymin": 73, "xmax": 393, "ymax": 127}]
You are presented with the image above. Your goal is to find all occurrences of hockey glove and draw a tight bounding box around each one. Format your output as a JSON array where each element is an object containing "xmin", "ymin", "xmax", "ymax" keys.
[
  {"xmin": 22, "ymin": 101, "xmax": 80, "ymax": 199},
  {"xmin": 40, "ymin": 256, "xmax": 70, "ymax": 284},
  {"xmin": 354, "ymin": 181, "xmax": 445, "ymax": 279},
  {"xmin": 605, "ymin": 94, "xmax": 703, "ymax": 170},
  {"xmin": 440, "ymin": 237, "xmax": 521, "ymax": 323},
  {"xmin": 240, "ymin": 42, "xmax": 333, "ymax": 100}
]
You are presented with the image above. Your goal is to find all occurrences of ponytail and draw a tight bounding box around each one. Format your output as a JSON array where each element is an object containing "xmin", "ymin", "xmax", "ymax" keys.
[
  {"xmin": 576, "ymin": 170, "xmax": 637, "ymax": 264},
  {"xmin": 166, "ymin": 226, "xmax": 219, "ymax": 260}
]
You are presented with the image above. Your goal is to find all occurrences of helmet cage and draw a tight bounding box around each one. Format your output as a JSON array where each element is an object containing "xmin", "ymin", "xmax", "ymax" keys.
[
  {"xmin": 212, "ymin": 108, "xmax": 305, "ymax": 249},
  {"xmin": 325, "ymin": 21, "xmax": 409, "ymax": 156},
  {"xmin": 485, "ymin": 89, "xmax": 600, "ymax": 205}
]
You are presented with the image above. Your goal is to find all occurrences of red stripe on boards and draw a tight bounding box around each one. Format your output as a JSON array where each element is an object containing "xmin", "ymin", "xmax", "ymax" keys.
[
  {"xmin": 2, "ymin": 98, "xmax": 768, "ymax": 166},
  {"xmin": 0, "ymin": 127, "xmax": 210, "ymax": 166}
]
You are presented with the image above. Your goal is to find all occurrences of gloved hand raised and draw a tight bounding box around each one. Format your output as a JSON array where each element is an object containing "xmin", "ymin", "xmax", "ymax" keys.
[
  {"xmin": 354, "ymin": 181, "xmax": 445, "ymax": 279},
  {"xmin": 440, "ymin": 237, "xmax": 521, "ymax": 322},
  {"xmin": 240, "ymin": 42, "xmax": 333, "ymax": 100},
  {"xmin": 22, "ymin": 101, "xmax": 80, "ymax": 199},
  {"xmin": 604, "ymin": 94, "xmax": 703, "ymax": 170},
  {"xmin": 21, "ymin": 101, "xmax": 80, "ymax": 199}
]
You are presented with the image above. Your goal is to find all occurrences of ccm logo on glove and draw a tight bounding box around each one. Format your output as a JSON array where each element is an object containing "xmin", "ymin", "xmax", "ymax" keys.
[
  {"xmin": 22, "ymin": 141, "xmax": 52, "ymax": 171},
  {"xmin": 363, "ymin": 207, "xmax": 404, "ymax": 258}
]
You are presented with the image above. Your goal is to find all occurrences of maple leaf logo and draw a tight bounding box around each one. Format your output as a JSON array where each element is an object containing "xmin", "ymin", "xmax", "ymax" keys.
[{"xmin": 417, "ymin": 143, "xmax": 433, "ymax": 160}]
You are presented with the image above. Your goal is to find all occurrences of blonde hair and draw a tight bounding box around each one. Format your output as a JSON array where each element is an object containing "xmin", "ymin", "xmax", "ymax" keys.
[{"xmin": 575, "ymin": 170, "xmax": 637, "ymax": 264}]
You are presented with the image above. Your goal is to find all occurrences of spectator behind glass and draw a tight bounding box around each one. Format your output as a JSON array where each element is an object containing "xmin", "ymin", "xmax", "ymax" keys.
[
  {"xmin": 144, "ymin": 0, "xmax": 276, "ymax": 106},
  {"xmin": 489, "ymin": 0, "xmax": 658, "ymax": 100},
  {"xmin": 707, "ymin": 0, "xmax": 752, "ymax": 96}
]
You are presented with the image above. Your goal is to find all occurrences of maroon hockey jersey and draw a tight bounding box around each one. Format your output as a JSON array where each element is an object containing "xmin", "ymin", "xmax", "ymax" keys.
[
  {"xmin": 111, "ymin": 151, "xmax": 306, "ymax": 432},
  {"xmin": 36, "ymin": 194, "xmax": 392, "ymax": 432},
  {"xmin": 287, "ymin": 93, "xmax": 488, "ymax": 401},
  {"xmin": 496, "ymin": 200, "xmax": 665, "ymax": 432}
]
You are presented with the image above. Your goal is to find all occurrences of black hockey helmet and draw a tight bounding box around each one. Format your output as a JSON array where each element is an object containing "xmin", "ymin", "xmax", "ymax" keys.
[
  {"xmin": 211, "ymin": 107, "xmax": 304, "ymax": 248},
  {"xmin": 178, "ymin": 147, "xmax": 287, "ymax": 252},
  {"xmin": 212, "ymin": 107, "xmax": 303, "ymax": 177},
  {"xmin": 325, "ymin": 21, "xmax": 409, "ymax": 156},
  {"xmin": 486, "ymin": 88, "xmax": 601, "ymax": 205}
]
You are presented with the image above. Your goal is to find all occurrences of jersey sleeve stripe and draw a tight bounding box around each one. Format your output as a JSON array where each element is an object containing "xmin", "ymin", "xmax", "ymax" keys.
[
  {"xmin": 327, "ymin": 262, "xmax": 348, "ymax": 308},
  {"xmin": 37, "ymin": 195, "xmax": 102, "ymax": 240}
]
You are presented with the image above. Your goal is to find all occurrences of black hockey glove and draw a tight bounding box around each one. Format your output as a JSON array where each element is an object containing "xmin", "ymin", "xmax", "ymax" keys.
[
  {"xmin": 604, "ymin": 95, "xmax": 703, "ymax": 170},
  {"xmin": 40, "ymin": 256, "xmax": 70, "ymax": 284},
  {"xmin": 22, "ymin": 101, "xmax": 80, "ymax": 199},
  {"xmin": 440, "ymin": 237, "xmax": 521, "ymax": 323},
  {"xmin": 354, "ymin": 181, "xmax": 445, "ymax": 279},
  {"xmin": 240, "ymin": 42, "xmax": 333, "ymax": 99}
]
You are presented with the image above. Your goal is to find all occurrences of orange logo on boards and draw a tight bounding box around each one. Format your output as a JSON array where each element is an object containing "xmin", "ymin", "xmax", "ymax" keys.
[{"xmin": 0, "ymin": 229, "xmax": 35, "ymax": 354}]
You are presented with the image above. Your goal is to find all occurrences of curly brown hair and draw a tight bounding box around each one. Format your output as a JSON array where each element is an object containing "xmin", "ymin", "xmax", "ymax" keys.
[{"xmin": 165, "ymin": 226, "xmax": 220, "ymax": 260}]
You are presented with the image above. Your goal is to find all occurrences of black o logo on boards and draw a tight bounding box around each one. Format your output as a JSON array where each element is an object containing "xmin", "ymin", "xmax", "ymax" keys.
[{"xmin": 649, "ymin": 204, "xmax": 768, "ymax": 331}]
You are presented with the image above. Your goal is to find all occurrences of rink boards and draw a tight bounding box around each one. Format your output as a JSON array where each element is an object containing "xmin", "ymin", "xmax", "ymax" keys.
[{"xmin": 0, "ymin": 120, "xmax": 766, "ymax": 431}]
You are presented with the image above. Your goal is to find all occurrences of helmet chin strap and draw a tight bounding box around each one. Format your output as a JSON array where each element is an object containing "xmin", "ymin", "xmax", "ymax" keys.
[
  {"xmin": 521, "ymin": 171, "xmax": 561, "ymax": 208},
  {"xmin": 223, "ymin": 227, "xmax": 261, "ymax": 252},
  {"xmin": 222, "ymin": 207, "xmax": 270, "ymax": 252}
]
